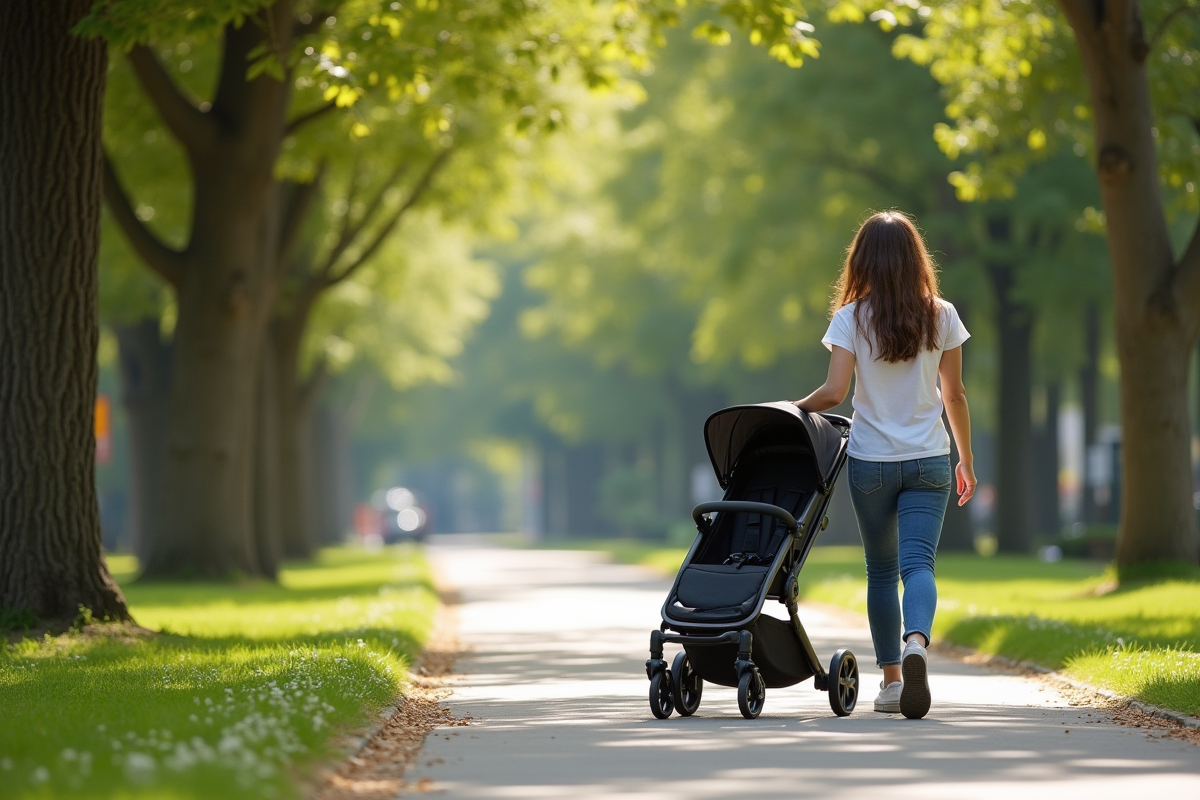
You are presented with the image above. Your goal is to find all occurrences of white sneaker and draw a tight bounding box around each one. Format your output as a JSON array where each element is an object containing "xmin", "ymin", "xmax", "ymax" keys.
[
  {"xmin": 900, "ymin": 638, "xmax": 931, "ymax": 719},
  {"xmin": 873, "ymin": 680, "xmax": 902, "ymax": 713}
]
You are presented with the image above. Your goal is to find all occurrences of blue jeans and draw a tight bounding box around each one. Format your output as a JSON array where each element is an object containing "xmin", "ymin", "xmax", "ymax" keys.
[{"xmin": 847, "ymin": 455, "xmax": 952, "ymax": 667}]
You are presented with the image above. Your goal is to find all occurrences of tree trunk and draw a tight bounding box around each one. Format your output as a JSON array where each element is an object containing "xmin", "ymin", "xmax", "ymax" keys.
[
  {"xmin": 143, "ymin": 177, "xmax": 278, "ymax": 579},
  {"xmin": 114, "ymin": 319, "xmax": 172, "ymax": 564},
  {"xmin": 1034, "ymin": 382, "xmax": 1062, "ymax": 540},
  {"xmin": 1114, "ymin": 331, "xmax": 1196, "ymax": 564},
  {"xmin": 135, "ymin": 10, "xmax": 294, "ymax": 579},
  {"xmin": 312, "ymin": 403, "xmax": 353, "ymax": 545},
  {"xmin": 269, "ymin": 315, "xmax": 321, "ymax": 560},
  {"xmin": 0, "ymin": 0, "xmax": 130, "ymax": 624},
  {"xmin": 253, "ymin": 347, "xmax": 282, "ymax": 578},
  {"xmin": 986, "ymin": 219, "xmax": 1035, "ymax": 554},
  {"xmin": 1079, "ymin": 302, "xmax": 1100, "ymax": 523},
  {"xmin": 1059, "ymin": 0, "xmax": 1200, "ymax": 569}
]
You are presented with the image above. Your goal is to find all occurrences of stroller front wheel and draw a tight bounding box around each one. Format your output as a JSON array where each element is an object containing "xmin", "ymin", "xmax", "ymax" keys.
[
  {"xmin": 736, "ymin": 670, "xmax": 765, "ymax": 719},
  {"xmin": 671, "ymin": 651, "xmax": 703, "ymax": 716},
  {"xmin": 648, "ymin": 669, "xmax": 675, "ymax": 719},
  {"xmin": 828, "ymin": 648, "xmax": 859, "ymax": 716}
]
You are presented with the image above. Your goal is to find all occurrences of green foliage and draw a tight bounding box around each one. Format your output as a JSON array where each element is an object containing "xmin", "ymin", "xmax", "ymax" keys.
[
  {"xmin": 842, "ymin": 0, "xmax": 1200, "ymax": 213},
  {"xmin": 381, "ymin": 3, "xmax": 1118, "ymax": 474},
  {"xmin": 0, "ymin": 545, "xmax": 437, "ymax": 800},
  {"xmin": 305, "ymin": 210, "xmax": 500, "ymax": 389},
  {"xmin": 76, "ymin": 0, "xmax": 274, "ymax": 46}
]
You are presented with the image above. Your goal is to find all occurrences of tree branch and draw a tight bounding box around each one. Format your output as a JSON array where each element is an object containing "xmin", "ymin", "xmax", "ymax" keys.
[
  {"xmin": 285, "ymin": 100, "xmax": 339, "ymax": 136},
  {"xmin": 324, "ymin": 149, "xmax": 453, "ymax": 287},
  {"xmin": 1058, "ymin": 0, "xmax": 1105, "ymax": 51},
  {"xmin": 1148, "ymin": 3, "xmax": 1199, "ymax": 53},
  {"xmin": 319, "ymin": 160, "xmax": 410, "ymax": 278},
  {"xmin": 320, "ymin": 158, "xmax": 364, "ymax": 273},
  {"xmin": 127, "ymin": 45, "xmax": 217, "ymax": 155},
  {"xmin": 277, "ymin": 165, "xmax": 326, "ymax": 280},
  {"xmin": 103, "ymin": 152, "xmax": 186, "ymax": 288}
]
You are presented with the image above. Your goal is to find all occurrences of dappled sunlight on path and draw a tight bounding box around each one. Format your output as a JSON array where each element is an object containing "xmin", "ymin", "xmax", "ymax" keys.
[{"xmin": 410, "ymin": 539, "xmax": 1200, "ymax": 799}]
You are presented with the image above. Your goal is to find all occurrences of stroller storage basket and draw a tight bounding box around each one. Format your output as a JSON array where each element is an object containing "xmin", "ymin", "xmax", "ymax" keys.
[{"xmin": 645, "ymin": 402, "xmax": 860, "ymax": 719}]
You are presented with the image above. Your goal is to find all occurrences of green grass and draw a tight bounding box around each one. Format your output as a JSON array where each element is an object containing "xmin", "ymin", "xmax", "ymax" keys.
[
  {"xmin": 569, "ymin": 540, "xmax": 1200, "ymax": 717},
  {"xmin": 0, "ymin": 545, "xmax": 438, "ymax": 800}
]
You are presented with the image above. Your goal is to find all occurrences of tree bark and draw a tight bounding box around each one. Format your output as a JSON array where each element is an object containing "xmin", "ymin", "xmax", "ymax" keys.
[
  {"xmin": 113, "ymin": 3, "xmax": 297, "ymax": 579},
  {"xmin": 114, "ymin": 319, "xmax": 172, "ymax": 564},
  {"xmin": 1034, "ymin": 382, "xmax": 1062, "ymax": 540},
  {"xmin": 0, "ymin": 0, "xmax": 130, "ymax": 624},
  {"xmin": 312, "ymin": 403, "xmax": 354, "ymax": 544},
  {"xmin": 1059, "ymin": 0, "xmax": 1200, "ymax": 568},
  {"xmin": 986, "ymin": 219, "xmax": 1035, "ymax": 554},
  {"xmin": 1079, "ymin": 302, "xmax": 1101, "ymax": 523},
  {"xmin": 269, "ymin": 314, "xmax": 322, "ymax": 560},
  {"xmin": 253, "ymin": 347, "xmax": 282, "ymax": 578}
]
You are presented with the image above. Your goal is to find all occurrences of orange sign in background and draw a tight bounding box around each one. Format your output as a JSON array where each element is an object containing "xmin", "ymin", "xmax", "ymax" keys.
[{"xmin": 95, "ymin": 395, "xmax": 111, "ymax": 465}]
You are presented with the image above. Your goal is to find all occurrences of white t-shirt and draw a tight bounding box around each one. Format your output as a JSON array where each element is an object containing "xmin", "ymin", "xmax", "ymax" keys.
[{"xmin": 821, "ymin": 298, "xmax": 970, "ymax": 462}]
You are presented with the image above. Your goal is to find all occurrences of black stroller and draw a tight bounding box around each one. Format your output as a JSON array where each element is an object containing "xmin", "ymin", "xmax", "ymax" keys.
[{"xmin": 645, "ymin": 402, "xmax": 859, "ymax": 719}]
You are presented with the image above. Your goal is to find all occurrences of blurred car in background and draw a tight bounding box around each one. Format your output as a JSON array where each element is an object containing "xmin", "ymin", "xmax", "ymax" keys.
[{"xmin": 379, "ymin": 486, "xmax": 429, "ymax": 544}]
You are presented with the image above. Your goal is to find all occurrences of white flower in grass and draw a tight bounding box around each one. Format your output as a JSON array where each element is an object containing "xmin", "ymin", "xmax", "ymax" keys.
[
  {"xmin": 165, "ymin": 742, "xmax": 198, "ymax": 771},
  {"xmin": 0, "ymin": 758, "xmax": 12, "ymax": 770},
  {"xmin": 122, "ymin": 752, "xmax": 156, "ymax": 781},
  {"xmin": 60, "ymin": 748, "xmax": 77, "ymax": 762},
  {"xmin": 30, "ymin": 766, "xmax": 49, "ymax": 784},
  {"xmin": 218, "ymin": 735, "xmax": 243, "ymax": 756}
]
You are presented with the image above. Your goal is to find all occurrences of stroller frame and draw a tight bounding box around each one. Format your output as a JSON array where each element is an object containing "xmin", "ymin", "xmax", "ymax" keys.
[{"xmin": 645, "ymin": 406, "xmax": 858, "ymax": 719}]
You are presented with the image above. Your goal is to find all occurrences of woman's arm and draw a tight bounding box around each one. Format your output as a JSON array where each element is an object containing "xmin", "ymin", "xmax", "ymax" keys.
[
  {"xmin": 794, "ymin": 346, "xmax": 854, "ymax": 413},
  {"xmin": 938, "ymin": 346, "xmax": 976, "ymax": 506}
]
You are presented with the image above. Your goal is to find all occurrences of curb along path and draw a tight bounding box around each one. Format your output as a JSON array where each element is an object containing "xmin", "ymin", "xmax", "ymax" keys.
[{"xmin": 402, "ymin": 539, "xmax": 1200, "ymax": 799}]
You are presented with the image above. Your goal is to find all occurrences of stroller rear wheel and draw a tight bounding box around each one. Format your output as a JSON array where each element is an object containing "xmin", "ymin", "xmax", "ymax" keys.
[
  {"xmin": 736, "ymin": 670, "xmax": 765, "ymax": 719},
  {"xmin": 649, "ymin": 669, "xmax": 675, "ymax": 719},
  {"xmin": 828, "ymin": 648, "xmax": 859, "ymax": 716},
  {"xmin": 671, "ymin": 651, "xmax": 703, "ymax": 716}
]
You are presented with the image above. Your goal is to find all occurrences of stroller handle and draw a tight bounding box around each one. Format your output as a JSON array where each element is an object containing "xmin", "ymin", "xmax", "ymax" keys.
[{"xmin": 692, "ymin": 501, "xmax": 798, "ymax": 533}]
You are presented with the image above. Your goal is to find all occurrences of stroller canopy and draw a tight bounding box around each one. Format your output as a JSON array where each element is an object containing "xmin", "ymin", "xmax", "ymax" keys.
[{"xmin": 704, "ymin": 402, "xmax": 844, "ymax": 489}]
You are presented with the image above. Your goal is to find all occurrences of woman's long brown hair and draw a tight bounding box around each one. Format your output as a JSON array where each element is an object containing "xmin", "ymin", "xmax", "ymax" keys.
[{"xmin": 832, "ymin": 210, "xmax": 941, "ymax": 363}]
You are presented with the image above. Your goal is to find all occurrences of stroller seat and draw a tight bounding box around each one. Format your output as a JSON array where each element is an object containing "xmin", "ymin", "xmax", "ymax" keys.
[
  {"xmin": 672, "ymin": 563, "xmax": 770, "ymax": 622},
  {"xmin": 669, "ymin": 448, "xmax": 813, "ymax": 623}
]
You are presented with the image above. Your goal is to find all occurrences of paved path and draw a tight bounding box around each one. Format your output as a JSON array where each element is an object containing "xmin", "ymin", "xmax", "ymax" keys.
[{"xmin": 409, "ymin": 539, "xmax": 1200, "ymax": 798}]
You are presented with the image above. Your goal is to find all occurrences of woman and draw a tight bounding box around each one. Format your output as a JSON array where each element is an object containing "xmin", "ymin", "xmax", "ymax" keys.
[{"xmin": 794, "ymin": 210, "xmax": 976, "ymax": 720}]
